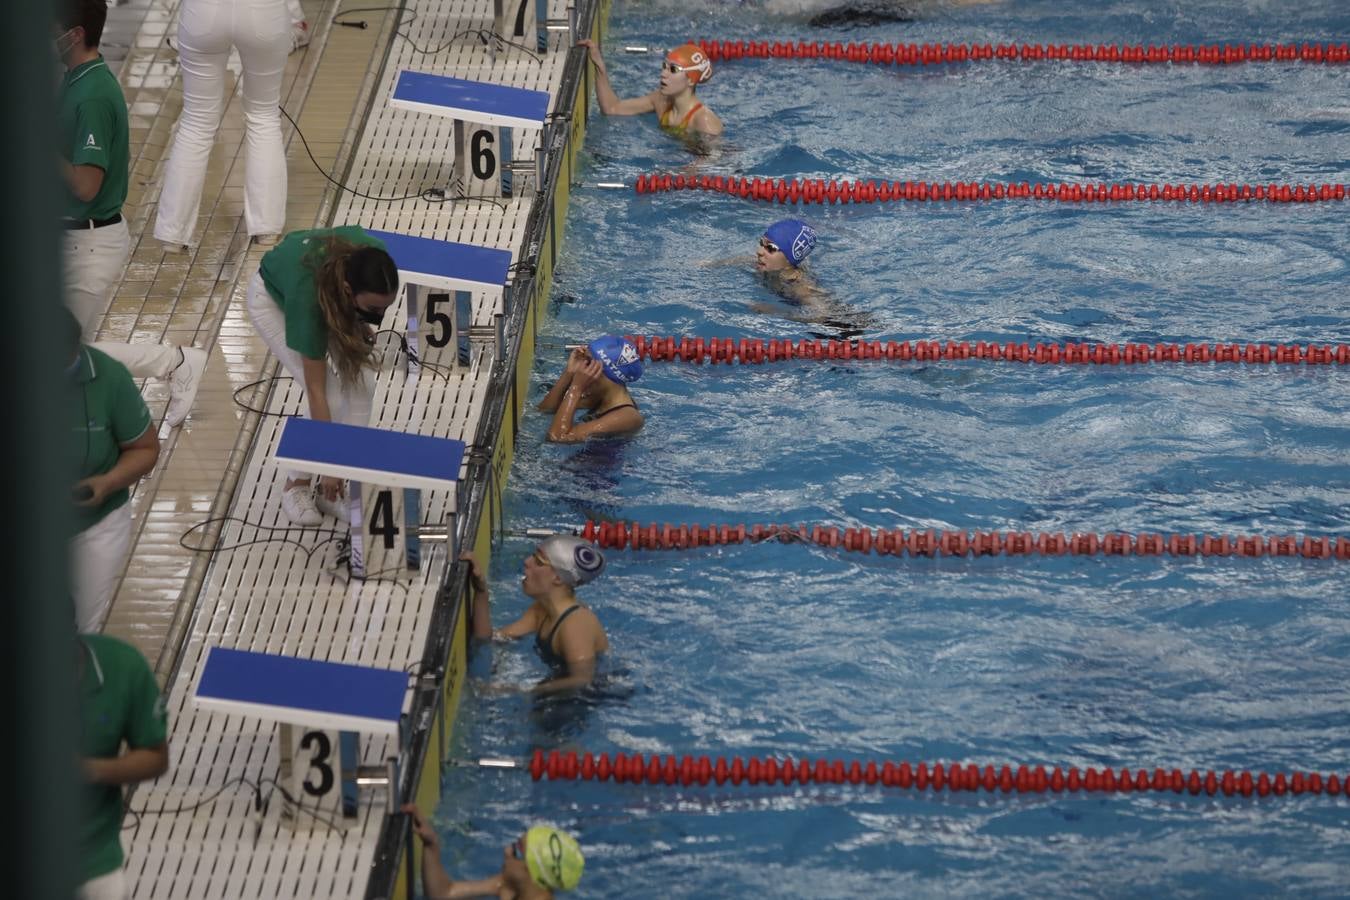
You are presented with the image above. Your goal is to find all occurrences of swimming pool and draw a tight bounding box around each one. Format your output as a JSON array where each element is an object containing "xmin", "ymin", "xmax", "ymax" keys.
[{"xmin": 437, "ymin": 1, "xmax": 1350, "ymax": 895}]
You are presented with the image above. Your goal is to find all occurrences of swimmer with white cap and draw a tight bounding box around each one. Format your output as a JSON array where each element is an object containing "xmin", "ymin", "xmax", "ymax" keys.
[
  {"xmin": 405, "ymin": 803, "xmax": 585, "ymax": 898},
  {"xmin": 462, "ymin": 537, "xmax": 609, "ymax": 695},
  {"xmin": 577, "ymin": 38, "xmax": 724, "ymax": 139},
  {"xmin": 538, "ymin": 335, "xmax": 645, "ymax": 443}
]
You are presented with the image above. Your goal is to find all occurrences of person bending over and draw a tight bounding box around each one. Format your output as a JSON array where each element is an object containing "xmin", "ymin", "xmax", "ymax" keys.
[
  {"xmin": 463, "ymin": 538, "xmax": 609, "ymax": 695},
  {"xmin": 578, "ymin": 39, "xmax": 723, "ymax": 139},
  {"xmin": 538, "ymin": 336, "xmax": 644, "ymax": 443},
  {"xmin": 247, "ymin": 226, "xmax": 399, "ymax": 524},
  {"xmin": 404, "ymin": 804, "xmax": 584, "ymax": 898}
]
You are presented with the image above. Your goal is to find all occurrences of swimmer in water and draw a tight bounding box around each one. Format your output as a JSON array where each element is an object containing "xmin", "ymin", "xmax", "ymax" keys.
[
  {"xmin": 539, "ymin": 335, "xmax": 645, "ymax": 443},
  {"xmin": 803, "ymin": 0, "xmax": 1001, "ymax": 28},
  {"xmin": 706, "ymin": 220, "xmax": 873, "ymax": 337},
  {"xmin": 577, "ymin": 39, "xmax": 724, "ymax": 139},
  {"xmin": 463, "ymin": 540, "xmax": 609, "ymax": 696}
]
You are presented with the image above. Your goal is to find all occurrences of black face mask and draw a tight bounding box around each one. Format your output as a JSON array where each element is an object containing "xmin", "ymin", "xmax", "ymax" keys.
[{"xmin": 355, "ymin": 305, "xmax": 385, "ymax": 326}]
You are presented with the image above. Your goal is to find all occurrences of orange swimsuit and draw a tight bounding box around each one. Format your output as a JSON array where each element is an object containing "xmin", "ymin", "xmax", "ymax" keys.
[{"xmin": 659, "ymin": 101, "xmax": 704, "ymax": 134}]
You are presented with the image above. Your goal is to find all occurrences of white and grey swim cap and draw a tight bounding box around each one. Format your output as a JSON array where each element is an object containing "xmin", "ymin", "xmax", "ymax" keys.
[{"xmin": 539, "ymin": 536, "xmax": 606, "ymax": 587}]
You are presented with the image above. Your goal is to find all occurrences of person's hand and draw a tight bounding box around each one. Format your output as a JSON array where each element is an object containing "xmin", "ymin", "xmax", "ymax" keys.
[
  {"xmin": 576, "ymin": 38, "xmax": 605, "ymax": 70},
  {"xmin": 564, "ymin": 348, "xmax": 589, "ymax": 377},
  {"xmin": 571, "ymin": 358, "xmax": 604, "ymax": 392},
  {"xmin": 460, "ymin": 551, "xmax": 488, "ymax": 592},
  {"xmin": 317, "ymin": 475, "xmax": 344, "ymax": 502},
  {"xmin": 71, "ymin": 476, "xmax": 111, "ymax": 508},
  {"xmin": 401, "ymin": 804, "xmax": 440, "ymax": 850},
  {"xmin": 82, "ymin": 756, "xmax": 110, "ymax": 784}
]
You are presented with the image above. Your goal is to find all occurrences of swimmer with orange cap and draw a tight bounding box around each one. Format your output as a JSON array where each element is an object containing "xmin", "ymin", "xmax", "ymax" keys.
[{"xmin": 577, "ymin": 39, "xmax": 724, "ymax": 139}]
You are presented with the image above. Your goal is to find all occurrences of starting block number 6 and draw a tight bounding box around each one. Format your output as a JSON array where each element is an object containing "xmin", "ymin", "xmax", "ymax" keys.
[{"xmin": 455, "ymin": 121, "xmax": 505, "ymax": 197}]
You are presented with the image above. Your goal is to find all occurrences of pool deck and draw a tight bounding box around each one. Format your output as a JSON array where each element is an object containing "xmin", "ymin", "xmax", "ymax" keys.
[{"xmin": 90, "ymin": 0, "xmax": 590, "ymax": 895}]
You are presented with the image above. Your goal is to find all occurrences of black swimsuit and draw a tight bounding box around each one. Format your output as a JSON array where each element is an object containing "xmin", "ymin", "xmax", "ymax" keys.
[
  {"xmin": 582, "ymin": 402, "xmax": 638, "ymax": 423},
  {"xmin": 535, "ymin": 605, "xmax": 583, "ymax": 669}
]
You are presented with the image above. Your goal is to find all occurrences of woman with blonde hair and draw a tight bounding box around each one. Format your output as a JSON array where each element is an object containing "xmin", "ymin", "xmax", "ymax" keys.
[{"xmin": 247, "ymin": 226, "xmax": 399, "ymax": 524}]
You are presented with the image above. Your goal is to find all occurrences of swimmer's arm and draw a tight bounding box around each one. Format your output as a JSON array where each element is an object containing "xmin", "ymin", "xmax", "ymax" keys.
[
  {"xmin": 578, "ymin": 39, "xmax": 658, "ymax": 116},
  {"xmin": 698, "ymin": 255, "xmax": 753, "ymax": 268},
  {"xmin": 493, "ymin": 607, "xmax": 541, "ymax": 641},
  {"xmin": 536, "ymin": 375, "xmax": 572, "ymax": 413},
  {"xmin": 548, "ymin": 398, "xmax": 644, "ymax": 443},
  {"xmin": 531, "ymin": 655, "xmax": 597, "ymax": 695}
]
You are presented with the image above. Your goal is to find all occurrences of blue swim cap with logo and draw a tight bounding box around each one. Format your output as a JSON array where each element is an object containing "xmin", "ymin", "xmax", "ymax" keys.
[
  {"xmin": 587, "ymin": 335, "xmax": 644, "ymax": 384},
  {"xmin": 763, "ymin": 219, "xmax": 817, "ymax": 267}
]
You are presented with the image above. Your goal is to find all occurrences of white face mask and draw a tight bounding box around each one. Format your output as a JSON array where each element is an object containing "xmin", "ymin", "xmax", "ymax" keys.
[{"xmin": 55, "ymin": 27, "xmax": 80, "ymax": 60}]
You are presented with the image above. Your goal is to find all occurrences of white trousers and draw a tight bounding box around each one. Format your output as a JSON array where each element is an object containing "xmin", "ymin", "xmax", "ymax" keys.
[
  {"xmin": 155, "ymin": 0, "xmax": 290, "ymax": 245},
  {"xmin": 246, "ymin": 272, "xmax": 374, "ymax": 479},
  {"xmin": 78, "ymin": 868, "xmax": 128, "ymax": 900},
  {"xmin": 72, "ymin": 504, "xmax": 133, "ymax": 633},
  {"xmin": 64, "ymin": 222, "xmax": 182, "ymax": 378}
]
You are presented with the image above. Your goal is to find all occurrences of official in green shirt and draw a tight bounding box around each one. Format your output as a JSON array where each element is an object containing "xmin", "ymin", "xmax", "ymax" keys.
[
  {"xmin": 78, "ymin": 633, "xmax": 169, "ymax": 896},
  {"xmin": 66, "ymin": 307, "xmax": 160, "ymax": 632},
  {"xmin": 247, "ymin": 226, "xmax": 400, "ymax": 525}
]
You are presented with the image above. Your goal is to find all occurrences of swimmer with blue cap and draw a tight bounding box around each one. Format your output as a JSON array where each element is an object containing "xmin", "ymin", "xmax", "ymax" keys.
[
  {"xmin": 462, "ymin": 534, "xmax": 610, "ymax": 695},
  {"xmin": 406, "ymin": 803, "xmax": 585, "ymax": 897},
  {"xmin": 538, "ymin": 335, "xmax": 645, "ymax": 443},
  {"xmin": 754, "ymin": 218, "xmax": 829, "ymax": 308},
  {"xmin": 577, "ymin": 38, "xmax": 724, "ymax": 140}
]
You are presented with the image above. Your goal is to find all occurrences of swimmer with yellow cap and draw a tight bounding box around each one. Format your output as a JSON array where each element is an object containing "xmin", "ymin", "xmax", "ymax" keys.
[
  {"xmin": 405, "ymin": 804, "xmax": 585, "ymax": 897},
  {"xmin": 577, "ymin": 38, "xmax": 724, "ymax": 139}
]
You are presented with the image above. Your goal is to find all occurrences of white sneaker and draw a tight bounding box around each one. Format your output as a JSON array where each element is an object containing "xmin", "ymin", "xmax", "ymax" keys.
[
  {"xmin": 252, "ymin": 233, "xmax": 281, "ymax": 248},
  {"xmin": 315, "ymin": 485, "xmax": 349, "ymax": 520},
  {"xmin": 281, "ymin": 483, "xmax": 323, "ymax": 526},
  {"xmin": 165, "ymin": 347, "xmax": 207, "ymax": 427},
  {"xmin": 290, "ymin": 20, "xmax": 310, "ymax": 53}
]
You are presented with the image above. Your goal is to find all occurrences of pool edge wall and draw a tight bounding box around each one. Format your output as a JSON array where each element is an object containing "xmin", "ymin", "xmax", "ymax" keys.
[{"xmin": 363, "ymin": 2, "xmax": 610, "ymax": 897}]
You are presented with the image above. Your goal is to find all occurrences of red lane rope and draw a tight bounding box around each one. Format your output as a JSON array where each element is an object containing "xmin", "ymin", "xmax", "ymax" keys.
[
  {"xmin": 696, "ymin": 39, "xmax": 1350, "ymax": 67},
  {"xmin": 633, "ymin": 174, "xmax": 1348, "ymax": 205},
  {"xmin": 577, "ymin": 520, "xmax": 1350, "ymax": 560},
  {"xmin": 530, "ymin": 750, "xmax": 1349, "ymax": 800},
  {"xmin": 624, "ymin": 335, "xmax": 1350, "ymax": 366}
]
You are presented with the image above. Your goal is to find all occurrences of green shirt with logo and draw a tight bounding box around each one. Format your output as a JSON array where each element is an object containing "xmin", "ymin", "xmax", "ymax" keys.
[
  {"xmin": 59, "ymin": 56, "xmax": 129, "ymax": 221},
  {"xmin": 70, "ymin": 348, "xmax": 153, "ymax": 533},
  {"xmin": 79, "ymin": 634, "xmax": 167, "ymax": 884},
  {"xmin": 259, "ymin": 226, "xmax": 388, "ymax": 360}
]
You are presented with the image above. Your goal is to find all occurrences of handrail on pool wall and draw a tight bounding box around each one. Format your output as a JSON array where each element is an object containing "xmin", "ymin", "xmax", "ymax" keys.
[
  {"xmin": 523, "ymin": 749, "xmax": 1350, "ymax": 800},
  {"xmin": 572, "ymin": 521, "xmax": 1350, "ymax": 560},
  {"xmin": 694, "ymin": 39, "xmax": 1350, "ymax": 66},
  {"xmin": 622, "ymin": 336, "xmax": 1350, "ymax": 366},
  {"xmin": 634, "ymin": 174, "xmax": 1349, "ymax": 205}
]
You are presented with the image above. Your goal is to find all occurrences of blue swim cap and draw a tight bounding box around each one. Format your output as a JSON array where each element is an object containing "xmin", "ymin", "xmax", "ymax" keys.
[
  {"xmin": 587, "ymin": 335, "xmax": 644, "ymax": 384},
  {"xmin": 763, "ymin": 219, "xmax": 817, "ymax": 267}
]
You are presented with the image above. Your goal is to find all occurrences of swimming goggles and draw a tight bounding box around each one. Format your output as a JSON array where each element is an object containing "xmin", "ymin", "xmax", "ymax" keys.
[{"xmin": 759, "ymin": 237, "xmax": 781, "ymax": 254}]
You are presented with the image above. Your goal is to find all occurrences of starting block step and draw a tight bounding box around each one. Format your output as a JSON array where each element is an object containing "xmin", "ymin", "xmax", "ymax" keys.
[
  {"xmin": 273, "ymin": 418, "xmax": 466, "ymax": 492},
  {"xmin": 367, "ymin": 228, "xmax": 511, "ymax": 295},
  {"xmin": 193, "ymin": 646, "xmax": 406, "ymax": 735},
  {"xmin": 390, "ymin": 71, "xmax": 549, "ymax": 129}
]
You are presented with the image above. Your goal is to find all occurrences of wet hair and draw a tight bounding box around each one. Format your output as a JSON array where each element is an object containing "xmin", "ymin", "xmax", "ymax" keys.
[
  {"xmin": 310, "ymin": 239, "xmax": 398, "ymax": 387},
  {"xmin": 59, "ymin": 0, "xmax": 108, "ymax": 49}
]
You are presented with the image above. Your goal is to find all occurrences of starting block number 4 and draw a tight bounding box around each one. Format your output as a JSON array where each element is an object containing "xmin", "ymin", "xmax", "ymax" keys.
[{"xmin": 348, "ymin": 482, "xmax": 421, "ymax": 580}]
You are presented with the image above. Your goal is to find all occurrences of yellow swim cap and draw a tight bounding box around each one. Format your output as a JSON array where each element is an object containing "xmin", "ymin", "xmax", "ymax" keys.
[{"xmin": 524, "ymin": 825, "xmax": 585, "ymax": 892}]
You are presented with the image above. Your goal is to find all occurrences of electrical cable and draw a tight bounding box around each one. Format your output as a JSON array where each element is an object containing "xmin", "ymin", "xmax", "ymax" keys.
[{"xmin": 122, "ymin": 774, "xmax": 348, "ymax": 837}]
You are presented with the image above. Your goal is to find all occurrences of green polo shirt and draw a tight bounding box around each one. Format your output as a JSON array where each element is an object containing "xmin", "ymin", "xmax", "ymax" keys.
[
  {"xmin": 70, "ymin": 348, "xmax": 153, "ymax": 533},
  {"xmin": 79, "ymin": 634, "xmax": 167, "ymax": 884},
  {"xmin": 59, "ymin": 56, "xmax": 129, "ymax": 221},
  {"xmin": 258, "ymin": 226, "xmax": 388, "ymax": 360}
]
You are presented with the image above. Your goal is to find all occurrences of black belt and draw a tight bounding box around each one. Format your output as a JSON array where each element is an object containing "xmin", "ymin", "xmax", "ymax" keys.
[{"xmin": 63, "ymin": 213, "xmax": 123, "ymax": 230}]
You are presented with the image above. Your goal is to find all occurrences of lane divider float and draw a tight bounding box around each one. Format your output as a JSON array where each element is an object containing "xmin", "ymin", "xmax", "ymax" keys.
[
  {"xmin": 516, "ymin": 749, "xmax": 1350, "ymax": 799},
  {"xmin": 634, "ymin": 174, "xmax": 1348, "ymax": 206},
  {"xmin": 695, "ymin": 39, "xmax": 1350, "ymax": 67},
  {"xmin": 623, "ymin": 336, "xmax": 1350, "ymax": 366},
  {"xmin": 563, "ymin": 520, "xmax": 1350, "ymax": 560}
]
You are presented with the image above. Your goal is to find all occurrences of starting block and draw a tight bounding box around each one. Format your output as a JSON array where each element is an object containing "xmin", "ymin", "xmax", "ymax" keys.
[
  {"xmin": 273, "ymin": 418, "xmax": 465, "ymax": 580},
  {"xmin": 193, "ymin": 646, "xmax": 407, "ymax": 827},
  {"xmin": 390, "ymin": 71, "xmax": 549, "ymax": 199},
  {"xmin": 368, "ymin": 228, "xmax": 511, "ymax": 367},
  {"xmin": 493, "ymin": 0, "xmax": 576, "ymax": 55}
]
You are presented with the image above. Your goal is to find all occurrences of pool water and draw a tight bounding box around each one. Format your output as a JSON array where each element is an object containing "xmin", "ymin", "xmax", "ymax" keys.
[{"xmin": 435, "ymin": 1, "xmax": 1350, "ymax": 896}]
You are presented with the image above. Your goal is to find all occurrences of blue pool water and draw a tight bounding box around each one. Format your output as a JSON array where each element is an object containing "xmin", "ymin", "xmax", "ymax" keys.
[{"xmin": 436, "ymin": 1, "xmax": 1350, "ymax": 896}]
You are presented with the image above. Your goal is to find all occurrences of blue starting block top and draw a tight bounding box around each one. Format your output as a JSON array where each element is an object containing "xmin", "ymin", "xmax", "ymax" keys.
[
  {"xmin": 194, "ymin": 646, "xmax": 406, "ymax": 735},
  {"xmin": 273, "ymin": 418, "xmax": 466, "ymax": 492},
  {"xmin": 367, "ymin": 229, "xmax": 511, "ymax": 294},
  {"xmin": 390, "ymin": 70, "xmax": 550, "ymax": 130}
]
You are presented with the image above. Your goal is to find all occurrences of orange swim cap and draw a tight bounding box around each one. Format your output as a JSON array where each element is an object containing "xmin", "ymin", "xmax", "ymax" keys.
[{"xmin": 665, "ymin": 43, "xmax": 713, "ymax": 86}]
